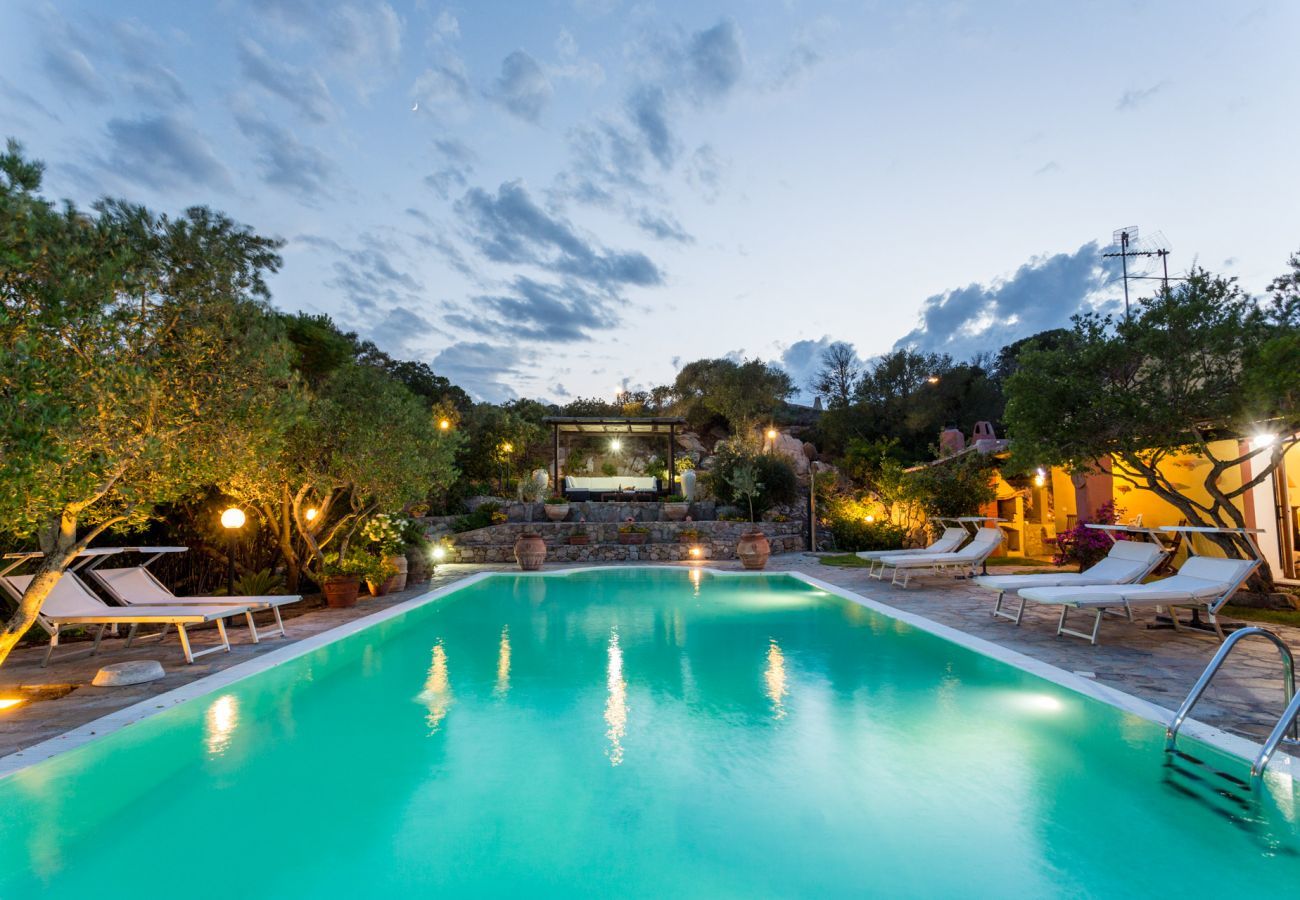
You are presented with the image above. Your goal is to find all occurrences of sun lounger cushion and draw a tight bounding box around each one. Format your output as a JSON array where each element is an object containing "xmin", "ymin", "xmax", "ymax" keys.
[
  {"xmin": 93, "ymin": 567, "xmax": 299, "ymax": 609},
  {"xmin": 974, "ymin": 540, "xmax": 1164, "ymax": 592},
  {"xmin": 880, "ymin": 528, "xmax": 1002, "ymax": 569},
  {"xmin": 1017, "ymin": 557, "xmax": 1257, "ymax": 608},
  {"xmin": 857, "ymin": 527, "xmax": 966, "ymax": 561},
  {"xmin": 564, "ymin": 476, "xmax": 659, "ymax": 492},
  {"xmin": 1, "ymin": 573, "xmax": 250, "ymax": 623}
]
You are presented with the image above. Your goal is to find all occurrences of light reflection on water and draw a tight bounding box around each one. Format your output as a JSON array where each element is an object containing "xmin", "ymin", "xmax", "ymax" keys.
[
  {"xmin": 765, "ymin": 638, "xmax": 788, "ymax": 721},
  {"xmin": 605, "ymin": 627, "xmax": 627, "ymax": 766},
  {"xmin": 418, "ymin": 640, "xmax": 452, "ymax": 734},
  {"xmin": 495, "ymin": 626, "xmax": 511, "ymax": 698},
  {"xmin": 204, "ymin": 695, "xmax": 239, "ymax": 756}
]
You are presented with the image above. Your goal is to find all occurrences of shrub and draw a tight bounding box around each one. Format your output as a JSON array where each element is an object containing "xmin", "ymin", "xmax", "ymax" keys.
[
  {"xmin": 1053, "ymin": 501, "xmax": 1124, "ymax": 571},
  {"xmin": 601, "ymin": 461, "xmax": 618, "ymax": 477},
  {"xmin": 452, "ymin": 501, "xmax": 502, "ymax": 533},
  {"xmin": 711, "ymin": 447, "xmax": 797, "ymax": 515},
  {"xmin": 828, "ymin": 517, "xmax": 907, "ymax": 552}
]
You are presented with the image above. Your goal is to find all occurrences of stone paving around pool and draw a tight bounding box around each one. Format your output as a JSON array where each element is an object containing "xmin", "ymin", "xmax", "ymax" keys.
[{"xmin": 2, "ymin": 557, "xmax": 1297, "ymax": 765}]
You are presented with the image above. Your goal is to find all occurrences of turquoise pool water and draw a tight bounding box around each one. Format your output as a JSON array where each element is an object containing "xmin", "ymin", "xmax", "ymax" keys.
[{"xmin": 1, "ymin": 569, "xmax": 1297, "ymax": 897}]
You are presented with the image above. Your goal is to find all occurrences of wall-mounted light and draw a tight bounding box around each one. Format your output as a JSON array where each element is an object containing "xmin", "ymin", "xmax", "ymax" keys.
[
  {"xmin": 1252, "ymin": 433, "xmax": 1278, "ymax": 451},
  {"xmin": 609, "ymin": 438, "xmax": 622, "ymax": 453},
  {"xmin": 0, "ymin": 698, "xmax": 24, "ymax": 712}
]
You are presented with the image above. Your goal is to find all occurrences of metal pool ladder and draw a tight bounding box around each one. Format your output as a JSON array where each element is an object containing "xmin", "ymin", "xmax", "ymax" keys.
[{"xmin": 1165, "ymin": 626, "xmax": 1300, "ymax": 781}]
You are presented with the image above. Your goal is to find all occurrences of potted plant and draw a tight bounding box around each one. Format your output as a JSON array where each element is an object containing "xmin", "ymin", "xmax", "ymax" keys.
[
  {"xmin": 319, "ymin": 550, "xmax": 374, "ymax": 608},
  {"xmin": 364, "ymin": 555, "xmax": 399, "ymax": 597},
  {"xmin": 362, "ymin": 512, "xmax": 408, "ymax": 592},
  {"xmin": 678, "ymin": 527, "xmax": 701, "ymax": 544},
  {"xmin": 728, "ymin": 464, "xmax": 770, "ymax": 570},
  {"xmin": 618, "ymin": 524, "xmax": 650, "ymax": 545},
  {"xmin": 568, "ymin": 526, "xmax": 591, "ymax": 545},
  {"xmin": 661, "ymin": 493, "xmax": 689, "ymax": 522},
  {"xmin": 544, "ymin": 495, "xmax": 571, "ymax": 522}
]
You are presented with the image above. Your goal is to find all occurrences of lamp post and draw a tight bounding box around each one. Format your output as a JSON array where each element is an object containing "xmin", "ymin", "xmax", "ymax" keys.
[{"xmin": 220, "ymin": 507, "xmax": 245, "ymax": 595}]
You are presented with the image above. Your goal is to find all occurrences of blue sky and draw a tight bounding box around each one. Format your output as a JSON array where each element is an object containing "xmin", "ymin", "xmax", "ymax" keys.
[{"xmin": 3, "ymin": 1, "xmax": 1297, "ymax": 401}]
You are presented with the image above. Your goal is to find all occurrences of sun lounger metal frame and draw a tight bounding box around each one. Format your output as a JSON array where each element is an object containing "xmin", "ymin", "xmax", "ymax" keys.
[
  {"xmin": 1030, "ymin": 527, "xmax": 1263, "ymax": 644},
  {"xmin": 869, "ymin": 522, "xmax": 1005, "ymax": 587}
]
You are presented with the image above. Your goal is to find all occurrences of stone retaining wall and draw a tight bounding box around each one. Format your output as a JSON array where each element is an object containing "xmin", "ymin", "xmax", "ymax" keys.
[{"xmin": 440, "ymin": 520, "xmax": 805, "ymax": 564}]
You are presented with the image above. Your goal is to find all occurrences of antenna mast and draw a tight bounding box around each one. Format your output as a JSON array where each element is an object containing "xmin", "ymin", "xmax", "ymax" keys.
[{"xmin": 1101, "ymin": 226, "xmax": 1172, "ymax": 319}]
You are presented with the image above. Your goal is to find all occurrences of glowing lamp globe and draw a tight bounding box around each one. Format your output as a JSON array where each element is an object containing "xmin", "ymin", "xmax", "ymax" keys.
[
  {"xmin": 305, "ymin": 508, "xmax": 318, "ymax": 522},
  {"xmin": 220, "ymin": 507, "xmax": 246, "ymax": 530},
  {"xmin": 432, "ymin": 546, "xmax": 447, "ymax": 562}
]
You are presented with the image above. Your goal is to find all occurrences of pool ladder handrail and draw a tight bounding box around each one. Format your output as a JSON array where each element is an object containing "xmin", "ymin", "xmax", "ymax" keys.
[{"xmin": 1165, "ymin": 626, "xmax": 1300, "ymax": 780}]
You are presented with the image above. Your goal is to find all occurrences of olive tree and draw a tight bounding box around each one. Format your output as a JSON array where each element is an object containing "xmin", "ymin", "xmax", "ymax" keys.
[
  {"xmin": 0, "ymin": 143, "xmax": 296, "ymax": 665},
  {"xmin": 225, "ymin": 362, "xmax": 459, "ymax": 587},
  {"xmin": 1004, "ymin": 266, "xmax": 1300, "ymax": 591}
]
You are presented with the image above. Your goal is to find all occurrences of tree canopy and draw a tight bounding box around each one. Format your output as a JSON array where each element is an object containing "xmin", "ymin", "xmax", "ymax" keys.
[{"xmin": 1004, "ymin": 267, "xmax": 1300, "ymax": 587}]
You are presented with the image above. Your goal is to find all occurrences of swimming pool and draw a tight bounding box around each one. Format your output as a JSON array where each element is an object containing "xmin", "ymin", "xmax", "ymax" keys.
[{"xmin": 1, "ymin": 568, "xmax": 1296, "ymax": 897}]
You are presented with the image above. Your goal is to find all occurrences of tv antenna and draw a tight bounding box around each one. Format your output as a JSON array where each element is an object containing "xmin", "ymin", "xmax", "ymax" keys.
[{"xmin": 1102, "ymin": 226, "xmax": 1171, "ymax": 319}]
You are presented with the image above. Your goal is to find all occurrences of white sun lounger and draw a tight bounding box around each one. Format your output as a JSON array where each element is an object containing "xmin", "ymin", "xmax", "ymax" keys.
[
  {"xmin": 91, "ymin": 566, "xmax": 300, "ymax": 643},
  {"xmin": 871, "ymin": 527, "xmax": 1004, "ymax": 587},
  {"xmin": 976, "ymin": 528, "xmax": 1168, "ymax": 625},
  {"xmin": 0, "ymin": 572, "xmax": 254, "ymax": 666},
  {"xmin": 855, "ymin": 526, "xmax": 967, "ymax": 564},
  {"xmin": 1016, "ymin": 548, "xmax": 1260, "ymax": 644}
]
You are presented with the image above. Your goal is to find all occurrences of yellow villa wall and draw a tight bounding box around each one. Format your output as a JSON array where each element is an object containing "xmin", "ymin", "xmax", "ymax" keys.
[{"xmin": 1111, "ymin": 439, "xmax": 1245, "ymax": 528}]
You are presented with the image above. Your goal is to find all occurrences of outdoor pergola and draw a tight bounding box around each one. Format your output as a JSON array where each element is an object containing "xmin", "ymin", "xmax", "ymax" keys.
[{"xmin": 543, "ymin": 416, "xmax": 688, "ymax": 498}]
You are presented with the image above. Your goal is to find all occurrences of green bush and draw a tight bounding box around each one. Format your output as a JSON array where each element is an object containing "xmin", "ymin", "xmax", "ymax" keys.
[
  {"xmin": 827, "ymin": 517, "xmax": 907, "ymax": 553},
  {"xmin": 711, "ymin": 447, "xmax": 798, "ymax": 516},
  {"xmin": 452, "ymin": 501, "xmax": 502, "ymax": 533}
]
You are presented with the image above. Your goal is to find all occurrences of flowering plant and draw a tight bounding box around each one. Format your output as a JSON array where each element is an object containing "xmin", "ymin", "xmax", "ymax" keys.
[
  {"xmin": 361, "ymin": 513, "xmax": 405, "ymax": 555},
  {"xmin": 1053, "ymin": 501, "xmax": 1125, "ymax": 571}
]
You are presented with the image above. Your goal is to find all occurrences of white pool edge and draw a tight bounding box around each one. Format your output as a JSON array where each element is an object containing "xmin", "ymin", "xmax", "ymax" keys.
[{"xmin": 0, "ymin": 564, "xmax": 1291, "ymax": 784}]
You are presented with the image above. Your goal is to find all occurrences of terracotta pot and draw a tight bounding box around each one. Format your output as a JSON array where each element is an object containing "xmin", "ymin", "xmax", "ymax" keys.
[
  {"xmin": 662, "ymin": 502, "xmax": 689, "ymax": 522},
  {"xmin": 568, "ymin": 534, "xmax": 591, "ymax": 545},
  {"xmin": 736, "ymin": 531, "xmax": 771, "ymax": 570},
  {"xmin": 367, "ymin": 577, "xmax": 388, "ymax": 597},
  {"xmin": 544, "ymin": 503, "xmax": 570, "ymax": 522},
  {"xmin": 383, "ymin": 554, "xmax": 408, "ymax": 593},
  {"xmin": 678, "ymin": 532, "xmax": 701, "ymax": 544},
  {"xmin": 515, "ymin": 532, "xmax": 547, "ymax": 570},
  {"xmin": 618, "ymin": 532, "xmax": 648, "ymax": 545},
  {"xmin": 321, "ymin": 574, "xmax": 361, "ymax": 608}
]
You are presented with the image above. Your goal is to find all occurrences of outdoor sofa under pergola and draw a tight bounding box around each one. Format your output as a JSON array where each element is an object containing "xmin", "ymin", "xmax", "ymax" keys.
[{"xmin": 542, "ymin": 416, "xmax": 688, "ymax": 501}]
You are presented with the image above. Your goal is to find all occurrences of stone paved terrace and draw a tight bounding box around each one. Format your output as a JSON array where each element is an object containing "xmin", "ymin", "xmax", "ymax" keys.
[{"xmin": 2, "ymin": 557, "xmax": 1297, "ymax": 766}]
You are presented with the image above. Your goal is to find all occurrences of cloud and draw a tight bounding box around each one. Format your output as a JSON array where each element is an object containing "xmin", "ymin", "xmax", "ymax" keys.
[
  {"xmin": 490, "ymin": 50, "xmax": 553, "ymax": 122},
  {"xmin": 551, "ymin": 29, "xmax": 605, "ymax": 85},
  {"xmin": 103, "ymin": 114, "xmax": 232, "ymax": 190},
  {"xmin": 450, "ymin": 276, "xmax": 623, "ymax": 343},
  {"xmin": 456, "ymin": 180, "xmax": 661, "ymax": 288},
  {"xmin": 684, "ymin": 19, "xmax": 744, "ymax": 102},
  {"xmin": 1033, "ymin": 161, "xmax": 1060, "ymax": 176},
  {"xmin": 551, "ymin": 382, "xmax": 571, "ymax": 398},
  {"xmin": 429, "ymin": 341, "xmax": 531, "ymax": 402},
  {"xmin": 1116, "ymin": 82, "xmax": 1166, "ymax": 111},
  {"xmin": 635, "ymin": 209, "xmax": 693, "ymax": 243},
  {"xmin": 233, "ymin": 107, "xmax": 336, "ymax": 199},
  {"xmin": 893, "ymin": 241, "xmax": 1121, "ymax": 360},
  {"xmin": 43, "ymin": 45, "xmax": 109, "ymax": 103},
  {"xmin": 424, "ymin": 138, "xmax": 477, "ymax": 199},
  {"xmin": 411, "ymin": 55, "xmax": 472, "ymax": 114},
  {"xmin": 627, "ymin": 85, "xmax": 675, "ymax": 168},
  {"xmin": 432, "ymin": 10, "xmax": 460, "ymax": 41},
  {"xmin": 778, "ymin": 336, "xmax": 845, "ymax": 401},
  {"xmin": 251, "ymin": 0, "xmax": 402, "ymax": 81},
  {"xmin": 301, "ymin": 232, "xmax": 423, "ymax": 312},
  {"xmin": 367, "ymin": 305, "xmax": 439, "ymax": 355},
  {"xmin": 111, "ymin": 19, "xmax": 188, "ymax": 108},
  {"xmin": 238, "ymin": 39, "xmax": 337, "ymax": 122}
]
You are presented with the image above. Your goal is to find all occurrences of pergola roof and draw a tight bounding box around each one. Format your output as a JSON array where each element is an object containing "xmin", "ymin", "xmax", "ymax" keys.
[{"xmin": 542, "ymin": 416, "xmax": 686, "ymax": 435}]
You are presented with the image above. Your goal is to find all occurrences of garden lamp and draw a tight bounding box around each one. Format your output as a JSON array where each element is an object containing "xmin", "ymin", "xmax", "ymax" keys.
[{"xmin": 221, "ymin": 507, "xmax": 245, "ymax": 595}]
